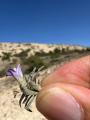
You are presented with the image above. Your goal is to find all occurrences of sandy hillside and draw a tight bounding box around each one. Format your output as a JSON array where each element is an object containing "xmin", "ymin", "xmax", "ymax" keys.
[{"xmin": 0, "ymin": 43, "xmax": 90, "ymax": 120}]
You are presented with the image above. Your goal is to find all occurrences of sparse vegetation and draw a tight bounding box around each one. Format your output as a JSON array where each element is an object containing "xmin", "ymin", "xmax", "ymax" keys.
[
  {"xmin": 2, "ymin": 52, "xmax": 12, "ymax": 62},
  {"xmin": 22, "ymin": 55, "xmax": 48, "ymax": 74},
  {"xmin": 12, "ymin": 58, "xmax": 19, "ymax": 64},
  {"xmin": 0, "ymin": 43, "xmax": 90, "ymax": 77},
  {"xmin": 14, "ymin": 49, "xmax": 31, "ymax": 58},
  {"xmin": 86, "ymin": 47, "xmax": 90, "ymax": 51},
  {"xmin": 0, "ymin": 69, "xmax": 5, "ymax": 77}
]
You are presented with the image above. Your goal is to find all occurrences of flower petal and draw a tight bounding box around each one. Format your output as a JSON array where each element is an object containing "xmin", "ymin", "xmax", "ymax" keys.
[
  {"xmin": 6, "ymin": 64, "xmax": 23, "ymax": 80},
  {"xmin": 6, "ymin": 68, "xmax": 15, "ymax": 76},
  {"xmin": 16, "ymin": 64, "xmax": 23, "ymax": 78}
]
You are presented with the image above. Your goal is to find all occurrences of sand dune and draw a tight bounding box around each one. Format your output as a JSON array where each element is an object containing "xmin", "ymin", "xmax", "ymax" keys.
[{"xmin": 0, "ymin": 43, "xmax": 90, "ymax": 120}]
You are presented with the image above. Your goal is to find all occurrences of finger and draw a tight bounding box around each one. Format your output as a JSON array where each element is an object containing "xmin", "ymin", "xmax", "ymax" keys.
[
  {"xmin": 36, "ymin": 83, "xmax": 90, "ymax": 120},
  {"xmin": 42, "ymin": 55, "xmax": 90, "ymax": 88}
]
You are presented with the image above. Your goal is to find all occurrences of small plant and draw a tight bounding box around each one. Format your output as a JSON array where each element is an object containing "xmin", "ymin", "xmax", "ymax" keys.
[
  {"xmin": 6, "ymin": 64, "xmax": 44, "ymax": 112},
  {"xmin": 2, "ymin": 52, "xmax": 12, "ymax": 62},
  {"xmin": 14, "ymin": 49, "xmax": 30, "ymax": 58},
  {"xmin": 0, "ymin": 69, "xmax": 5, "ymax": 77},
  {"xmin": 35, "ymin": 51, "xmax": 47, "ymax": 56}
]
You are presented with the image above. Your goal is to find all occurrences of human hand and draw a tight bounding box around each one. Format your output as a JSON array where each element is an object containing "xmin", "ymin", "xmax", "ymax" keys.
[{"xmin": 36, "ymin": 55, "xmax": 90, "ymax": 120}]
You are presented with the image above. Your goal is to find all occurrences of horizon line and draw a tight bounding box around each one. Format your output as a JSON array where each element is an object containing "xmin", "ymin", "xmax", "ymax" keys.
[{"xmin": 0, "ymin": 41, "xmax": 89, "ymax": 47}]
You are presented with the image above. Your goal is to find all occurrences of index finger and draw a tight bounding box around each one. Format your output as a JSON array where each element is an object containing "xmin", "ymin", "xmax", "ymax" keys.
[{"xmin": 42, "ymin": 55, "xmax": 90, "ymax": 88}]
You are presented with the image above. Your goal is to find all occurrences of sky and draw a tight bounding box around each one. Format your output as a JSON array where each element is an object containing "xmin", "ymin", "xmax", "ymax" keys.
[{"xmin": 0, "ymin": 0, "xmax": 90, "ymax": 46}]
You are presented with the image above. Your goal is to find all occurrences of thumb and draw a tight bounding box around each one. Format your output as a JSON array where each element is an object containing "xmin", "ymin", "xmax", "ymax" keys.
[
  {"xmin": 36, "ymin": 83, "xmax": 90, "ymax": 120},
  {"xmin": 36, "ymin": 56, "xmax": 90, "ymax": 120}
]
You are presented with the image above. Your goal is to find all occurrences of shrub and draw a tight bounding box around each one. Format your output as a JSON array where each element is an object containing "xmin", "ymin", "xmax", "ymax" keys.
[
  {"xmin": 22, "ymin": 55, "xmax": 47, "ymax": 74},
  {"xmin": 2, "ymin": 52, "xmax": 11, "ymax": 61},
  {"xmin": 0, "ymin": 69, "xmax": 5, "ymax": 77},
  {"xmin": 14, "ymin": 49, "xmax": 30, "ymax": 58}
]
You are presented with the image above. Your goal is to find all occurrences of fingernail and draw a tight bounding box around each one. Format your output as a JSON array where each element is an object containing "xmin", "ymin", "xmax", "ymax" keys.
[{"xmin": 36, "ymin": 87, "xmax": 84, "ymax": 120}]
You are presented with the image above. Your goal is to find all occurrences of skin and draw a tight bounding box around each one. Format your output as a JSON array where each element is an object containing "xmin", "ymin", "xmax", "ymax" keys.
[{"xmin": 36, "ymin": 55, "xmax": 90, "ymax": 120}]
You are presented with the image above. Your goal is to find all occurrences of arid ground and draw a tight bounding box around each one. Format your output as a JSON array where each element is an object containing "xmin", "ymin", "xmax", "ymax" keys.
[{"xmin": 0, "ymin": 43, "xmax": 90, "ymax": 120}]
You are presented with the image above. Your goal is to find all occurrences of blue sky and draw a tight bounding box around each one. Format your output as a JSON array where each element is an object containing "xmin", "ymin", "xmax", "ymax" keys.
[{"xmin": 0, "ymin": 0, "xmax": 90, "ymax": 46}]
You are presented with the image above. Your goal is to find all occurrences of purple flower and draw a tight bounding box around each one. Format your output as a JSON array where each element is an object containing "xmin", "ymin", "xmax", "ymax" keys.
[{"xmin": 6, "ymin": 64, "xmax": 23, "ymax": 80}]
